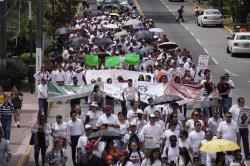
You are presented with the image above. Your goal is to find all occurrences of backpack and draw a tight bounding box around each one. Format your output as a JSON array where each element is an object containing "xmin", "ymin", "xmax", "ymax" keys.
[{"xmin": 128, "ymin": 133, "xmax": 141, "ymax": 151}]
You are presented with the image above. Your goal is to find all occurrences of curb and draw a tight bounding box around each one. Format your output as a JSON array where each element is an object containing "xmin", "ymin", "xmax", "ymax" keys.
[
  {"xmin": 187, "ymin": 0, "xmax": 234, "ymax": 34},
  {"xmin": 16, "ymin": 145, "xmax": 32, "ymax": 166}
]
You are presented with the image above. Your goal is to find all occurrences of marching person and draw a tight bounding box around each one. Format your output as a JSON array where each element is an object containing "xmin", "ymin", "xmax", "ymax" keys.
[
  {"xmin": 0, "ymin": 126, "xmax": 12, "ymax": 165},
  {"xmin": 177, "ymin": 5, "xmax": 185, "ymax": 23},
  {"xmin": 10, "ymin": 85, "xmax": 23, "ymax": 128},
  {"xmin": 0, "ymin": 95, "xmax": 15, "ymax": 142},
  {"xmin": 37, "ymin": 78, "xmax": 48, "ymax": 121}
]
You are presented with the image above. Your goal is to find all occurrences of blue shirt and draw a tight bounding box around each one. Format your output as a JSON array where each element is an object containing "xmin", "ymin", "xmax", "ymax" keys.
[{"xmin": 0, "ymin": 103, "xmax": 15, "ymax": 117}]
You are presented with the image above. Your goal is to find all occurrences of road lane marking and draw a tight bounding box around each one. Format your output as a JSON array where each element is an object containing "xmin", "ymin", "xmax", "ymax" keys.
[
  {"xmin": 204, "ymin": 48, "xmax": 209, "ymax": 54},
  {"xmin": 225, "ymin": 69, "xmax": 238, "ymax": 77},
  {"xmin": 190, "ymin": 32, "xmax": 194, "ymax": 36},
  {"xmin": 196, "ymin": 38, "xmax": 201, "ymax": 45},
  {"xmin": 212, "ymin": 58, "xmax": 218, "ymax": 65},
  {"xmin": 184, "ymin": 26, "xmax": 190, "ymax": 31}
]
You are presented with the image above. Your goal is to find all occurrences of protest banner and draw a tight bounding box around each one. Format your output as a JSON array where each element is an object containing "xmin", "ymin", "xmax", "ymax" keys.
[
  {"xmin": 85, "ymin": 69, "xmax": 154, "ymax": 84},
  {"xmin": 198, "ymin": 55, "xmax": 209, "ymax": 69},
  {"xmin": 85, "ymin": 54, "xmax": 99, "ymax": 66},
  {"xmin": 103, "ymin": 81, "xmax": 163, "ymax": 103},
  {"xmin": 124, "ymin": 53, "xmax": 140, "ymax": 65},
  {"xmin": 105, "ymin": 56, "xmax": 120, "ymax": 67},
  {"xmin": 237, "ymin": 108, "xmax": 250, "ymax": 128}
]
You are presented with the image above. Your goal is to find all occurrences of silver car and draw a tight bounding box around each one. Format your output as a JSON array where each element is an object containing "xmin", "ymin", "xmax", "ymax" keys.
[
  {"xmin": 227, "ymin": 32, "xmax": 250, "ymax": 57},
  {"xmin": 197, "ymin": 9, "xmax": 223, "ymax": 27}
]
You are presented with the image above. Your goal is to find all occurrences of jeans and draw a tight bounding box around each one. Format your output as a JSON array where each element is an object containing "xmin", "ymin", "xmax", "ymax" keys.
[
  {"xmin": 34, "ymin": 145, "xmax": 47, "ymax": 164},
  {"xmin": 38, "ymin": 98, "xmax": 48, "ymax": 121},
  {"xmin": 239, "ymin": 128, "xmax": 250, "ymax": 157},
  {"xmin": 177, "ymin": 14, "xmax": 184, "ymax": 22},
  {"xmin": 121, "ymin": 100, "xmax": 127, "ymax": 117},
  {"xmin": 70, "ymin": 135, "xmax": 80, "ymax": 165},
  {"xmin": 1, "ymin": 116, "xmax": 12, "ymax": 140},
  {"xmin": 218, "ymin": 97, "xmax": 231, "ymax": 117}
]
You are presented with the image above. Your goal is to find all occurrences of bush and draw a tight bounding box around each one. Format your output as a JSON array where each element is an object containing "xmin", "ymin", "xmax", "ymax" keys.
[
  {"xmin": 0, "ymin": 59, "xmax": 28, "ymax": 90},
  {"xmin": 246, "ymin": 12, "xmax": 250, "ymax": 31},
  {"xmin": 20, "ymin": 52, "xmax": 36, "ymax": 65}
]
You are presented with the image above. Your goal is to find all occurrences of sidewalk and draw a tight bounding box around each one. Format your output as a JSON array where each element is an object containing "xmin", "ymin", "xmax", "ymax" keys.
[{"xmin": 6, "ymin": 93, "xmax": 38, "ymax": 166}]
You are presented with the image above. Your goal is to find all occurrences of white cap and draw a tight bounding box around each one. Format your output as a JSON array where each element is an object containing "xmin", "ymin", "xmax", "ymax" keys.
[
  {"xmin": 90, "ymin": 102, "xmax": 98, "ymax": 107},
  {"xmin": 130, "ymin": 119, "xmax": 137, "ymax": 126},
  {"xmin": 149, "ymin": 114, "xmax": 156, "ymax": 118},
  {"xmin": 85, "ymin": 124, "xmax": 92, "ymax": 129}
]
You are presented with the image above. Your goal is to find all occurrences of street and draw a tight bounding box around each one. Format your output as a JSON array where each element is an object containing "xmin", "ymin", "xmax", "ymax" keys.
[{"xmin": 137, "ymin": 0, "xmax": 250, "ymax": 107}]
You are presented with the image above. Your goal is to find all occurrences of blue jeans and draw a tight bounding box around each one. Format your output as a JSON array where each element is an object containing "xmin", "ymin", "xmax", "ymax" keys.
[
  {"xmin": 1, "ymin": 116, "xmax": 12, "ymax": 140},
  {"xmin": 219, "ymin": 97, "xmax": 231, "ymax": 117},
  {"xmin": 239, "ymin": 128, "xmax": 250, "ymax": 157},
  {"xmin": 38, "ymin": 98, "xmax": 48, "ymax": 121}
]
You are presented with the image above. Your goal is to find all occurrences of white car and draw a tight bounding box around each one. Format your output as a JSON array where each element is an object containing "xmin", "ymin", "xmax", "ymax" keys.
[
  {"xmin": 197, "ymin": 9, "xmax": 223, "ymax": 27},
  {"xmin": 227, "ymin": 32, "xmax": 250, "ymax": 57}
]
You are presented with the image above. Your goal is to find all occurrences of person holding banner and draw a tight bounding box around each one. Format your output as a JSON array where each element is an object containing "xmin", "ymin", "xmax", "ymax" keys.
[{"xmin": 122, "ymin": 79, "xmax": 140, "ymax": 115}]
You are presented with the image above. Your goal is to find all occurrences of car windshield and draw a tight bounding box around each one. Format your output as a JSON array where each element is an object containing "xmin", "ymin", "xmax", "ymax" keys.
[
  {"xmin": 236, "ymin": 35, "xmax": 250, "ymax": 40},
  {"xmin": 205, "ymin": 11, "xmax": 221, "ymax": 15}
]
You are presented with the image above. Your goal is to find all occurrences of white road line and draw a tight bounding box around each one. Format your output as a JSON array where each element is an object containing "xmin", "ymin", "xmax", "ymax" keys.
[
  {"xmin": 196, "ymin": 38, "xmax": 201, "ymax": 45},
  {"xmin": 224, "ymin": 69, "xmax": 238, "ymax": 77},
  {"xmin": 248, "ymin": 81, "xmax": 250, "ymax": 83},
  {"xmin": 204, "ymin": 48, "xmax": 209, "ymax": 54},
  {"xmin": 184, "ymin": 26, "xmax": 189, "ymax": 31},
  {"xmin": 212, "ymin": 58, "xmax": 218, "ymax": 65},
  {"xmin": 190, "ymin": 32, "xmax": 194, "ymax": 36}
]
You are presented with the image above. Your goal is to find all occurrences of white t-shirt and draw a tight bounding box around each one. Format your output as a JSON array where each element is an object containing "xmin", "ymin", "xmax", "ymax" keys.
[
  {"xmin": 141, "ymin": 123, "xmax": 163, "ymax": 149},
  {"xmin": 118, "ymin": 120, "xmax": 129, "ymax": 135},
  {"xmin": 65, "ymin": 70, "xmax": 75, "ymax": 85},
  {"xmin": 178, "ymin": 138, "xmax": 191, "ymax": 149},
  {"xmin": 123, "ymin": 86, "xmax": 138, "ymax": 101},
  {"xmin": 96, "ymin": 114, "xmax": 119, "ymax": 132},
  {"xmin": 144, "ymin": 106, "xmax": 160, "ymax": 117},
  {"xmin": 162, "ymin": 129, "xmax": 179, "ymax": 146},
  {"xmin": 141, "ymin": 159, "xmax": 163, "ymax": 166},
  {"xmin": 123, "ymin": 132, "xmax": 144, "ymax": 145},
  {"xmin": 208, "ymin": 117, "xmax": 223, "ymax": 136},
  {"xmin": 38, "ymin": 84, "xmax": 48, "ymax": 99},
  {"xmin": 53, "ymin": 70, "xmax": 66, "ymax": 82},
  {"xmin": 116, "ymin": 161, "xmax": 134, "ymax": 166},
  {"xmin": 162, "ymin": 146, "xmax": 179, "ymax": 164},
  {"xmin": 51, "ymin": 122, "xmax": 67, "ymax": 138},
  {"xmin": 162, "ymin": 105, "xmax": 184, "ymax": 122},
  {"xmin": 129, "ymin": 151, "xmax": 144, "ymax": 166},
  {"xmin": 229, "ymin": 105, "xmax": 240, "ymax": 123},
  {"xmin": 77, "ymin": 135, "xmax": 88, "ymax": 149},
  {"xmin": 227, "ymin": 79, "xmax": 235, "ymax": 98},
  {"xmin": 217, "ymin": 121, "xmax": 239, "ymax": 143},
  {"xmin": 127, "ymin": 109, "xmax": 143, "ymax": 122},
  {"xmin": 156, "ymin": 120, "xmax": 165, "ymax": 131},
  {"xmin": 185, "ymin": 119, "xmax": 204, "ymax": 132},
  {"xmin": 188, "ymin": 130, "xmax": 205, "ymax": 153},
  {"xmin": 86, "ymin": 111, "xmax": 103, "ymax": 130}
]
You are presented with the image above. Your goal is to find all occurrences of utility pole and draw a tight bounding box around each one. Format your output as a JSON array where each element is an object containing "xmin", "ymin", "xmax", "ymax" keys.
[
  {"xmin": 0, "ymin": 0, "xmax": 7, "ymax": 65},
  {"xmin": 52, "ymin": 0, "xmax": 55, "ymax": 51},
  {"xmin": 36, "ymin": 0, "xmax": 43, "ymax": 73},
  {"xmin": 28, "ymin": 0, "xmax": 33, "ymax": 65}
]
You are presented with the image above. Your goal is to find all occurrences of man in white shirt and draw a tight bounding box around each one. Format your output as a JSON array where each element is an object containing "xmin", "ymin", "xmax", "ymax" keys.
[
  {"xmin": 229, "ymin": 97, "xmax": 250, "ymax": 159},
  {"xmin": 65, "ymin": 66, "xmax": 75, "ymax": 85},
  {"xmin": 162, "ymin": 120, "xmax": 179, "ymax": 148},
  {"xmin": 162, "ymin": 102, "xmax": 185, "ymax": 125},
  {"xmin": 96, "ymin": 105, "xmax": 120, "ymax": 132},
  {"xmin": 53, "ymin": 65, "xmax": 67, "ymax": 86},
  {"xmin": 162, "ymin": 135, "xmax": 180, "ymax": 165},
  {"xmin": 168, "ymin": 62, "xmax": 179, "ymax": 81},
  {"xmin": 208, "ymin": 109, "xmax": 223, "ymax": 136},
  {"xmin": 141, "ymin": 114, "xmax": 163, "ymax": 157},
  {"xmin": 217, "ymin": 112, "xmax": 240, "ymax": 145},
  {"xmin": 73, "ymin": 68, "xmax": 87, "ymax": 86},
  {"xmin": 144, "ymin": 98, "xmax": 160, "ymax": 119},
  {"xmin": 225, "ymin": 73, "xmax": 235, "ymax": 108},
  {"xmin": 37, "ymin": 78, "xmax": 48, "ymax": 121},
  {"xmin": 122, "ymin": 79, "xmax": 140, "ymax": 112},
  {"xmin": 127, "ymin": 101, "xmax": 143, "ymax": 122},
  {"xmin": 188, "ymin": 121, "xmax": 205, "ymax": 155},
  {"xmin": 77, "ymin": 124, "xmax": 92, "ymax": 161},
  {"xmin": 67, "ymin": 111, "xmax": 84, "ymax": 165}
]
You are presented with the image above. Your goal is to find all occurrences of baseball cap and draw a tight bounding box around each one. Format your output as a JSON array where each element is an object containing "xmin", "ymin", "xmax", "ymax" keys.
[
  {"xmin": 85, "ymin": 124, "xmax": 92, "ymax": 130},
  {"xmin": 130, "ymin": 119, "xmax": 137, "ymax": 126},
  {"xmin": 104, "ymin": 105, "xmax": 112, "ymax": 111},
  {"xmin": 90, "ymin": 102, "xmax": 98, "ymax": 107},
  {"xmin": 149, "ymin": 114, "xmax": 156, "ymax": 119}
]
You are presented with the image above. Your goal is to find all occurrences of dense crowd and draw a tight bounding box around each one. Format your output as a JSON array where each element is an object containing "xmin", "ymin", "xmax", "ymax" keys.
[{"xmin": 0, "ymin": 0, "xmax": 249, "ymax": 166}]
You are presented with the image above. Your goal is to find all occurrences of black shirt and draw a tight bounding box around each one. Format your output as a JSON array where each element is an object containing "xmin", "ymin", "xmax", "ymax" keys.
[
  {"xmin": 217, "ymin": 82, "xmax": 230, "ymax": 98},
  {"xmin": 77, "ymin": 154, "xmax": 102, "ymax": 166}
]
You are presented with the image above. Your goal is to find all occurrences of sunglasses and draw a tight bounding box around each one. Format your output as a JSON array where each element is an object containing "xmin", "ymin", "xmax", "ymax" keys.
[
  {"xmin": 226, "ymin": 116, "xmax": 232, "ymax": 118},
  {"xmin": 195, "ymin": 124, "xmax": 201, "ymax": 126}
]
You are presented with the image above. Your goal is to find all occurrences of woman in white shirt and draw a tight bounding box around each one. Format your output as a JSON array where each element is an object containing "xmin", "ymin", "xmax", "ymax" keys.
[
  {"xmin": 178, "ymin": 130, "xmax": 191, "ymax": 149},
  {"xmin": 185, "ymin": 110, "xmax": 204, "ymax": 132},
  {"xmin": 141, "ymin": 148, "xmax": 166, "ymax": 166},
  {"xmin": 85, "ymin": 103, "xmax": 103, "ymax": 132},
  {"xmin": 74, "ymin": 105, "xmax": 85, "ymax": 123},
  {"xmin": 117, "ymin": 112, "xmax": 129, "ymax": 150},
  {"xmin": 51, "ymin": 115, "xmax": 67, "ymax": 149}
]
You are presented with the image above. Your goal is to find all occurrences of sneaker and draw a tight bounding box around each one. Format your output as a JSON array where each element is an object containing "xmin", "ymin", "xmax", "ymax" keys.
[{"xmin": 17, "ymin": 124, "xmax": 20, "ymax": 128}]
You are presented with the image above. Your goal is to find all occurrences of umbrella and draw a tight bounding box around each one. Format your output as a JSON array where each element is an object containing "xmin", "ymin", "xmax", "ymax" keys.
[
  {"xmin": 152, "ymin": 94, "xmax": 183, "ymax": 105},
  {"xmin": 149, "ymin": 28, "xmax": 164, "ymax": 33},
  {"xmin": 134, "ymin": 30, "xmax": 153, "ymax": 41},
  {"xmin": 159, "ymin": 42, "xmax": 178, "ymax": 50},
  {"xmin": 114, "ymin": 30, "xmax": 129, "ymax": 38},
  {"xmin": 200, "ymin": 139, "xmax": 240, "ymax": 152},
  {"xmin": 124, "ymin": 19, "xmax": 141, "ymax": 26},
  {"xmin": 88, "ymin": 130, "xmax": 121, "ymax": 141},
  {"xmin": 94, "ymin": 38, "xmax": 114, "ymax": 46},
  {"xmin": 70, "ymin": 36, "xmax": 89, "ymax": 46},
  {"xmin": 187, "ymin": 99, "xmax": 218, "ymax": 110},
  {"xmin": 138, "ymin": 46, "xmax": 153, "ymax": 54},
  {"xmin": 109, "ymin": 13, "xmax": 120, "ymax": 17},
  {"xmin": 103, "ymin": 24, "xmax": 119, "ymax": 29},
  {"xmin": 56, "ymin": 27, "xmax": 72, "ymax": 35}
]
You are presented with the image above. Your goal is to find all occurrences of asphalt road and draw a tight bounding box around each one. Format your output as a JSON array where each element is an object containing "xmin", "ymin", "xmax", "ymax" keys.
[{"xmin": 137, "ymin": 0, "xmax": 250, "ymax": 107}]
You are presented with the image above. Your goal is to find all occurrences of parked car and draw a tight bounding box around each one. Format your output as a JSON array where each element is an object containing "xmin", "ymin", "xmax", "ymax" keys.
[
  {"xmin": 227, "ymin": 32, "xmax": 250, "ymax": 57},
  {"xmin": 97, "ymin": 0, "xmax": 120, "ymax": 10},
  {"xmin": 169, "ymin": 0, "xmax": 184, "ymax": 2},
  {"xmin": 196, "ymin": 9, "xmax": 223, "ymax": 27}
]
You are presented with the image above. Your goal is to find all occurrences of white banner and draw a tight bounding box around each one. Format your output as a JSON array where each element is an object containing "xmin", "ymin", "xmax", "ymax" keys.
[
  {"xmin": 86, "ymin": 69, "xmax": 154, "ymax": 84},
  {"xmin": 198, "ymin": 55, "xmax": 209, "ymax": 69},
  {"xmin": 103, "ymin": 81, "xmax": 164, "ymax": 103}
]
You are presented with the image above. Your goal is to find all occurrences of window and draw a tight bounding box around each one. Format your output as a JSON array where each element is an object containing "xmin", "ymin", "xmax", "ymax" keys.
[
  {"xmin": 205, "ymin": 11, "xmax": 221, "ymax": 15},
  {"xmin": 236, "ymin": 35, "xmax": 250, "ymax": 40}
]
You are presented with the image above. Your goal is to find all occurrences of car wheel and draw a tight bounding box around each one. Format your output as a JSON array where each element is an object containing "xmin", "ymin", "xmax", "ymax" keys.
[
  {"xmin": 218, "ymin": 24, "xmax": 224, "ymax": 28},
  {"xmin": 226, "ymin": 46, "xmax": 231, "ymax": 54},
  {"xmin": 231, "ymin": 52, "xmax": 236, "ymax": 57},
  {"xmin": 197, "ymin": 20, "xmax": 200, "ymax": 26}
]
